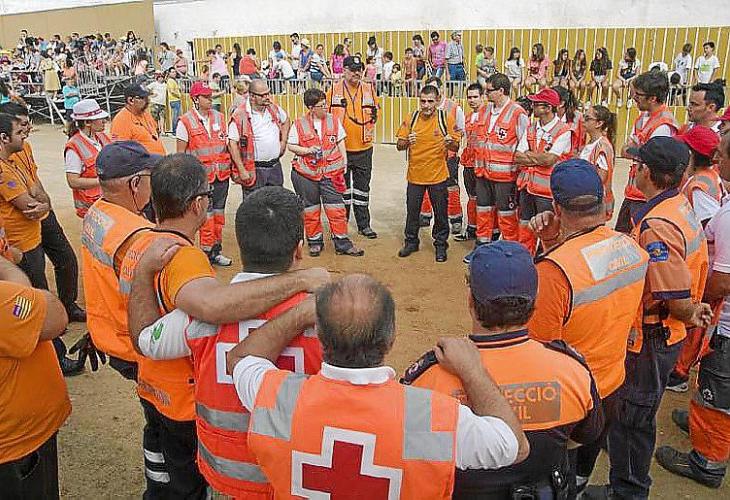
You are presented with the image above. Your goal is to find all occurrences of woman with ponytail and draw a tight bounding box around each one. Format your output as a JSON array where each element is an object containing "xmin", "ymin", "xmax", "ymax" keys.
[
  {"xmin": 580, "ymin": 104, "xmax": 616, "ymax": 219},
  {"xmin": 553, "ymin": 85, "xmax": 585, "ymax": 152}
]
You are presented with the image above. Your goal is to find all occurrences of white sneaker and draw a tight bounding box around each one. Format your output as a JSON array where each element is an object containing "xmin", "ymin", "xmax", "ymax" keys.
[
  {"xmin": 584, "ymin": 100, "xmax": 592, "ymax": 108},
  {"xmin": 211, "ymin": 253, "xmax": 232, "ymax": 266}
]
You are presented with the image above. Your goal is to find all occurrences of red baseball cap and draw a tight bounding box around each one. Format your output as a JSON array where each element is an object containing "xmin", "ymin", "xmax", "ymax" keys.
[
  {"xmin": 719, "ymin": 107, "xmax": 730, "ymax": 122},
  {"xmin": 527, "ymin": 89, "xmax": 561, "ymax": 107},
  {"xmin": 675, "ymin": 125, "xmax": 720, "ymax": 157},
  {"xmin": 190, "ymin": 81, "xmax": 213, "ymax": 98}
]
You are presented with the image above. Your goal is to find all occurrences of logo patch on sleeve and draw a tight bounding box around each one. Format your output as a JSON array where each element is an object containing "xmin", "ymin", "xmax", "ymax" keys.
[
  {"xmin": 646, "ymin": 241, "xmax": 669, "ymax": 262},
  {"xmin": 12, "ymin": 296, "xmax": 32, "ymax": 319}
]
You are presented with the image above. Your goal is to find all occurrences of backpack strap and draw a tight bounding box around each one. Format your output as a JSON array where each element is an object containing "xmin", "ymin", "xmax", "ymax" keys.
[{"xmin": 400, "ymin": 350, "xmax": 438, "ymax": 385}]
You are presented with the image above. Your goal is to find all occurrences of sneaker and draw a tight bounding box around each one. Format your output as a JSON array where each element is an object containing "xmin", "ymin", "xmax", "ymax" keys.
[
  {"xmin": 210, "ymin": 253, "xmax": 233, "ymax": 266},
  {"xmin": 463, "ymin": 248, "xmax": 476, "ymax": 264},
  {"xmin": 398, "ymin": 244, "xmax": 419, "ymax": 258},
  {"xmin": 672, "ymin": 408, "xmax": 690, "ymax": 434},
  {"xmin": 666, "ymin": 371, "xmax": 689, "ymax": 393},
  {"xmin": 655, "ymin": 446, "xmax": 724, "ymax": 488},
  {"xmin": 450, "ymin": 222, "xmax": 463, "ymax": 235},
  {"xmin": 454, "ymin": 229, "xmax": 476, "ymax": 242},
  {"xmin": 435, "ymin": 247, "xmax": 447, "ymax": 262},
  {"xmin": 66, "ymin": 303, "xmax": 87, "ymax": 323}
]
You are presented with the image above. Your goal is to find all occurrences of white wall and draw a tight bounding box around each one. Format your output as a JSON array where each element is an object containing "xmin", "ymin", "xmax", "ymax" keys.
[
  {"xmin": 0, "ymin": 0, "xmax": 140, "ymax": 14},
  {"xmin": 153, "ymin": 0, "xmax": 730, "ymax": 46}
]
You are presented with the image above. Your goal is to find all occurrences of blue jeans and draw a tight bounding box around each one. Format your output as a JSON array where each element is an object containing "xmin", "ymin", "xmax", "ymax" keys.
[
  {"xmin": 448, "ymin": 63, "xmax": 466, "ymax": 80},
  {"xmin": 170, "ymin": 100, "xmax": 181, "ymax": 133},
  {"xmin": 429, "ymin": 66, "xmax": 444, "ymax": 79}
]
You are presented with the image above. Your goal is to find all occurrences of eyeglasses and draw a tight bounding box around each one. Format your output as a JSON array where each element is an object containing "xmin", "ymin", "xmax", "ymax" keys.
[
  {"xmin": 250, "ymin": 91, "xmax": 271, "ymax": 98},
  {"xmin": 633, "ymin": 92, "xmax": 649, "ymax": 98},
  {"xmin": 311, "ymin": 103, "xmax": 328, "ymax": 109},
  {"xmin": 187, "ymin": 186, "xmax": 214, "ymax": 203}
]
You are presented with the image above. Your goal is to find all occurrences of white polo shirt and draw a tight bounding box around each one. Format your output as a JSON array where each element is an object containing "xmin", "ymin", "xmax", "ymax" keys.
[
  {"xmin": 705, "ymin": 197, "xmax": 730, "ymax": 338},
  {"xmin": 228, "ymin": 101, "xmax": 288, "ymax": 162},
  {"xmin": 516, "ymin": 115, "xmax": 572, "ymax": 155}
]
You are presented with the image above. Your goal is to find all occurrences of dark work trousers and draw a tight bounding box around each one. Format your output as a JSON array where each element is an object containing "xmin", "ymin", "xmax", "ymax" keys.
[
  {"xmin": 242, "ymin": 160, "xmax": 284, "ymax": 199},
  {"xmin": 518, "ymin": 190, "xmax": 553, "ymax": 222},
  {"xmin": 608, "ymin": 329, "xmax": 682, "ymax": 499},
  {"xmin": 0, "ymin": 433, "xmax": 60, "ymax": 499},
  {"xmin": 139, "ymin": 398, "xmax": 207, "ymax": 500},
  {"xmin": 344, "ymin": 147, "xmax": 374, "ymax": 231},
  {"xmin": 41, "ymin": 211, "xmax": 79, "ymax": 309},
  {"xmin": 405, "ymin": 181, "xmax": 449, "ymax": 249},
  {"xmin": 615, "ymin": 198, "xmax": 646, "ymax": 234}
]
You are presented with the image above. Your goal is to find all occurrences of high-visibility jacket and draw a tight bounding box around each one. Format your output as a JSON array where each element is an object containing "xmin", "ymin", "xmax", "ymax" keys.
[
  {"xmin": 624, "ymin": 106, "xmax": 678, "ymax": 202},
  {"xmin": 460, "ymin": 106, "xmax": 488, "ymax": 169},
  {"xmin": 81, "ymin": 199, "xmax": 152, "ymax": 362},
  {"xmin": 477, "ymin": 100, "xmax": 527, "ymax": 182},
  {"xmin": 180, "ymin": 109, "xmax": 231, "ymax": 182},
  {"xmin": 440, "ymin": 98, "xmax": 460, "ymax": 160},
  {"xmin": 682, "ymin": 168, "xmax": 725, "ymax": 207},
  {"xmin": 328, "ymin": 80, "xmax": 377, "ymax": 146},
  {"xmin": 186, "ymin": 286, "xmax": 323, "ymax": 498},
  {"xmin": 586, "ymin": 136, "xmax": 616, "ymax": 219},
  {"xmin": 565, "ymin": 110, "xmax": 586, "ymax": 154},
  {"xmin": 248, "ymin": 371, "xmax": 459, "ymax": 499},
  {"xmin": 525, "ymin": 120, "xmax": 572, "ymax": 198},
  {"xmin": 290, "ymin": 113, "xmax": 345, "ymax": 181},
  {"xmin": 64, "ymin": 131, "xmax": 111, "ymax": 218},
  {"xmin": 629, "ymin": 191, "xmax": 709, "ymax": 353},
  {"xmin": 539, "ymin": 225, "xmax": 649, "ymax": 397},
  {"xmin": 229, "ymin": 104, "xmax": 284, "ymax": 178},
  {"xmin": 117, "ymin": 229, "xmax": 197, "ymax": 421}
]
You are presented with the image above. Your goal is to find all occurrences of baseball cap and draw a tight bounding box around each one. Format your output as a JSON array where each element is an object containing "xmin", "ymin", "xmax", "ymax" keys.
[
  {"xmin": 124, "ymin": 83, "xmax": 149, "ymax": 99},
  {"xmin": 675, "ymin": 125, "xmax": 720, "ymax": 158},
  {"xmin": 343, "ymin": 55, "xmax": 364, "ymax": 71},
  {"xmin": 469, "ymin": 241, "xmax": 537, "ymax": 303},
  {"xmin": 527, "ymin": 88, "xmax": 561, "ymax": 107},
  {"xmin": 719, "ymin": 107, "xmax": 730, "ymax": 122},
  {"xmin": 627, "ymin": 136, "xmax": 690, "ymax": 171},
  {"xmin": 96, "ymin": 141, "xmax": 162, "ymax": 180},
  {"xmin": 189, "ymin": 80, "xmax": 213, "ymax": 98},
  {"xmin": 550, "ymin": 159, "xmax": 604, "ymax": 209}
]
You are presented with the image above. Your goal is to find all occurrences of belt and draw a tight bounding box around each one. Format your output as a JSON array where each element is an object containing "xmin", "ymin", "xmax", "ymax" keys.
[{"xmin": 255, "ymin": 158, "xmax": 280, "ymax": 168}]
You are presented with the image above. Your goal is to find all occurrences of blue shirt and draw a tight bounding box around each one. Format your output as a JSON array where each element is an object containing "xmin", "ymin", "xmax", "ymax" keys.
[{"xmin": 62, "ymin": 85, "xmax": 80, "ymax": 110}]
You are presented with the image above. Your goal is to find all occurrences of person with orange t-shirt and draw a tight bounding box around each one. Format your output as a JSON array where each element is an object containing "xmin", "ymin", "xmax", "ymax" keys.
[
  {"xmin": 130, "ymin": 187, "xmax": 324, "ymax": 498},
  {"xmin": 0, "ymin": 256, "xmax": 69, "ymax": 499},
  {"xmin": 396, "ymin": 84, "xmax": 461, "ymax": 263},
  {"xmin": 110, "ymin": 83, "xmax": 166, "ymax": 155},
  {"xmin": 404, "ymin": 241, "xmax": 603, "ymax": 498}
]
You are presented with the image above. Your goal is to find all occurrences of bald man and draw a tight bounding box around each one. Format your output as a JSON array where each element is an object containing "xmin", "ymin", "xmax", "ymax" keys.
[
  {"xmin": 228, "ymin": 80, "xmax": 291, "ymax": 196},
  {"xmin": 227, "ymin": 274, "xmax": 529, "ymax": 498}
]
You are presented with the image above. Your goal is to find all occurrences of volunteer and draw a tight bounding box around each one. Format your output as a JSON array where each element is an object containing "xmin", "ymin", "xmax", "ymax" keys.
[
  {"xmin": 579, "ymin": 105, "xmax": 616, "ymax": 220},
  {"xmin": 110, "ymin": 83, "xmax": 166, "ymax": 155}
]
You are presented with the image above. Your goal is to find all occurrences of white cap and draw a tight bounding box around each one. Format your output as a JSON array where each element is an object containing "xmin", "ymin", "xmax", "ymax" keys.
[
  {"xmin": 301, "ymin": 38, "xmax": 310, "ymax": 47},
  {"xmin": 71, "ymin": 99, "xmax": 110, "ymax": 121}
]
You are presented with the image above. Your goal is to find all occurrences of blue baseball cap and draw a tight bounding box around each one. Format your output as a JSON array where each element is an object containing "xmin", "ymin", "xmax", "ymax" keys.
[
  {"xmin": 626, "ymin": 136, "xmax": 690, "ymax": 173},
  {"xmin": 469, "ymin": 241, "xmax": 537, "ymax": 303},
  {"xmin": 550, "ymin": 159, "xmax": 604, "ymax": 209},
  {"xmin": 96, "ymin": 141, "xmax": 162, "ymax": 180}
]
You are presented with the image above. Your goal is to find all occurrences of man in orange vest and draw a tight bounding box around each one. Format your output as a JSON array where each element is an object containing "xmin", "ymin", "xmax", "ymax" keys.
[
  {"xmin": 527, "ymin": 159, "xmax": 648, "ymax": 494},
  {"xmin": 655, "ymin": 133, "xmax": 730, "ymax": 489},
  {"xmin": 227, "ymin": 273, "xmax": 530, "ymax": 499},
  {"xmin": 616, "ymin": 71, "xmax": 678, "ymax": 233},
  {"xmin": 586, "ymin": 137, "xmax": 712, "ymax": 500},
  {"xmin": 404, "ymin": 240, "xmax": 604, "ymax": 499},
  {"xmin": 419, "ymin": 75, "xmax": 466, "ymax": 234},
  {"xmin": 129, "ymin": 187, "xmax": 325, "ymax": 498},
  {"xmin": 396, "ymin": 84, "xmax": 462, "ymax": 262},
  {"xmin": 288, "ymin": 88, "xmax": 364, "ymax": 257},
  {"xmin": 463, "ymin": 74, "xmax": 528, "ymax": 262},
  {"xmin": 513, "ymin": 88, "xmax": 573, "ymax": 255},
  {"xmin": 326, "ymin": 56, "xmax": 379, "ymax": 239},
  {"xmin": 177, "ymin": 81, "xmax": 233, "ymax": 266},
  {"xmin": 228, "ymin": 80, "xmax": 290, "ymax": 197}
]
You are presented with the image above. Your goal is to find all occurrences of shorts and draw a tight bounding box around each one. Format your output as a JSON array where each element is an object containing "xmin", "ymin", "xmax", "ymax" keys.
[
  {"xmin": 594, "ymin": 75, "xmax": 606, "ymax": 84},
  {"xmin": 150, "ymin": 103, "xmax": 166, "ymax": 121}
]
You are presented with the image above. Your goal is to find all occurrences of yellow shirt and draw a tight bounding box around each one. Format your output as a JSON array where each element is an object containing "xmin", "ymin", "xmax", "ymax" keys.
[
  {"xmin": 396, "ymin": 110, "xmax": 461, "ymax": 185},
  {"xmin": 166, "ymin": 78, "xmax": 182, "ymax": 102}
]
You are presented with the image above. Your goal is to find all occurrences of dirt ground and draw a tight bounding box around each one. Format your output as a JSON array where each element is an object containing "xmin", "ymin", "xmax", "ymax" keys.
[{"xmin": 22, "ymin": 123, "xmax": 723, "ymax": 498}]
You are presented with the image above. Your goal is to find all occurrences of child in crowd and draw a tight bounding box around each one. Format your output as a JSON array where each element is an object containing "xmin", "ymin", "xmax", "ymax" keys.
[
  {"xmin": 62, "ymin": 76, "xmax": 80, "ymax": 122},
  {"xmin": 147, "ymin": 71, "xmax": 168, "ymax": 133},
  {"xmin": 476, "ymin": 45, "xmax": 497, "ymax": 88},
  {"xmin": 330, "ymin": 44, "xmax": 346, "ymax": 80},
  {"xmin": 391, "ymin": 63, "xmax": 403, "ymax": 96},
  {"xmin": 382, "ymin": 51, "xmax": 395, "ymax": 95},
  {"xmin": 209, "ymin": 72, "xmax": 224, "ymax": 111},
  {"xmin": 403, "ymin": 48, "xmax": 418, "ymax": 96},
  {"xmin": 365, "ymin": 56, "xmax": 377, "ymax": 83},
  {"xmin": 695, "ymin": 41, "xmax": 720, "ymax": 84}
]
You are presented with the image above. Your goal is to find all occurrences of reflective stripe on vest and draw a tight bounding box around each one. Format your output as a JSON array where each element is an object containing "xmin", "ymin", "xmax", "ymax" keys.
[
  {"xmin": 403, "ymin": 386, "xmax": 454, "ymax": 461},
  {"xmin": 198, "ymin": 442, "xmax": 268, "ymax": 483},
  {"xmin": 573, "ymin": 261, "xmax": 648, "ymax": 307},
  {"xmin": 180, "ymin": 111, "xmax": 230, "ymax": 180},
  {"xmin": 196, "ymin": 402, "xmax": 250, "ymax": 432},
  {"xmin": 251, "ymin": 373, "xmax": 307, "ymax": 440},
  {"xmin": 66, "ymin": 132, "xmax": 108, "ymax": 217},
  {"xmin": 328, "ymin": 80, "xmax": 376, "ymax": 143},
  {"xmin": 479, "ymin": 101, "xmax": 524, "ymax": 181},
  {"xmin": 683, "ymin": 171, "xmax": 722, "ymax": 203},
  {"xmin": 291, "ymin": 113, "xmax": 345, "ymax": 181},
  {"xmin": 81, "ymin": 207, "xmax": 115, "ymax": 266},
  {"xmin": 526, "ymin": 120, "xmax": 572, "ymax": 198}
]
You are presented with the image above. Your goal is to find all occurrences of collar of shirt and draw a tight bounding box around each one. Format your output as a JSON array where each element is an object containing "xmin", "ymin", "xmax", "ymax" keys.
[
  {"xmin": 230, "ymin": 271, "xmax": 274, "ymax": 284},
  {"xmin": 320, "ymin": 362, "xmax": 396, "ymax": 385},
  {"xmin": 538, "ymin": 115, "xmax": 560, "ymax": 134},
  {"xmin": 79, "ymin": 131, "xmax": 102, "ymax": 149},
  {"xmin": 632, "ymin": 188, "xmax": 680, "ymax": 226},
  {"xmin": 468, "ymin": 329, "xmax": 530, "ymax": 346}
]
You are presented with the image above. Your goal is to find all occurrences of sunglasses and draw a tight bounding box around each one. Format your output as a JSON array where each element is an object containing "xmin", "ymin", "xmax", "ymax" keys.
[{"xmin": 187, "ymin": 186, "xmax": 214, "ymax": 203}]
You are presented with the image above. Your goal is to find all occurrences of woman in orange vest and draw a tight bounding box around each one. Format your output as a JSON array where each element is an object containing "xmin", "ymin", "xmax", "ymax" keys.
[
  {"xmin": 63, "ymin": 99, "xmax": 110, "ymax": 219},
  {"xmin": 579, "ymin": 105, "xmax": 616, "ymax": 220},
  {"xmin": 288, "ymin": 89, "xmax": 364, "ymax": 257},
  {"xmin": 553, "ymin": 85, "xmax": 586, "ymax": 153}
]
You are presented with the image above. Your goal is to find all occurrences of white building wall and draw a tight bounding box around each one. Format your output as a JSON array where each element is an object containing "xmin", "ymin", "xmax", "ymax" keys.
[
  {"xmin": 153, "ymin": 0, "xmax": 730, "ymax": 46},
  {"xmin": 0, "ymin": 0, "xmax": 140, "ymax": 14}
]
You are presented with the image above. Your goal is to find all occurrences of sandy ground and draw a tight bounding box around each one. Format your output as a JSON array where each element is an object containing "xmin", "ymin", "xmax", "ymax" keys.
[{"xmin": 21, "ymin": 123, "xmax": 723, "ymax": 498}]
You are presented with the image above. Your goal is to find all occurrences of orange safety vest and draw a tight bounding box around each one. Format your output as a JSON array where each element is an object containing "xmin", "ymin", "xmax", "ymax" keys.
[
  {"xmin": 525, "ymin": 120, "xmax": 573, "ymax": 198},
  {"xmin": 440, "ymin": 98, "xmax": 461, "ymax": 160},
  {"xmin": 81, "ymin": 199, "xmax": 152, "ymax": 362},
  {"xmin": 117, "ymin": 229, "xmax": 197, "ymax": 421},
  {"xmin": 565, "ymin": 110, "xmax": 586, "ymax": 154},
  {"xmin": 459, "ymin": 106, "xmax": 488, "ymax": 169},
  {"xmin": 248, "ymin": 371, "xmax": 459, "ymax": 499},
  {"xmin": 290, "ymin": 113, "xmax": 345, "ymax": 181},
  {"xmin": 229, "ymin": 104, "xmax": 284, "ymax": 178},
  {"xmin": 585, "ymin": 136, "xmax": 616, "ymax": 220},
  {"xmin": 629, "ymin": 191, "xmax": 709, "ymax": 353},
  {"xmin": 624, "ymin": 105, "xmax": 678, "ymax": 202},
  {"xmin": 64, "ymin": 131, "xmax": 111, "ymax": 218},
  {"xmin": 180, "ymin": 109, "xmax": 231, "ymax": 182},
  {"xmin": 682, "ymin": 168, "xmax": 725, "ymax": 207},
  {"xmin": 328, "ymin": 80, "xmax": 377, "ymax": 145},
  {"xmin": 539, "ymin": 225, "xmax": 649, "ymax": 397},
  {"xmin": 478, "ymin": 100, "xmax": 527, "ymax": 182},
  {"xmin": 186, "ymin": 286, "xmax": 323, "ymax": 498}
]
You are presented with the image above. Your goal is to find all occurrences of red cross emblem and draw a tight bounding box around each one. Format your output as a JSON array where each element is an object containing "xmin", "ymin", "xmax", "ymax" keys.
[
  {"xmin": 292, "ymin": 427, "xmax": 402, "ymax": 499},
  {"xmin": 497, "ymin": 127, "xmax": 507, "ymax": 140}
]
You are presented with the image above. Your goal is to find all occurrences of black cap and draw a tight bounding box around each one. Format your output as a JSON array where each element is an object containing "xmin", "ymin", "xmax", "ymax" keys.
[
  {"xmin": 343, "ymin": 56, "xmax": 364, "ymax": 71},
  {"xmin": 96, "ymin": 141, "xmax": 162, "ymax": 180},
  {"xmin": 124, "ymin": 83, "xmax": 149, "ymax": 99},
  {"xmin": 627, "ymin": 136, "xmax": 690, "ymax": 172}
]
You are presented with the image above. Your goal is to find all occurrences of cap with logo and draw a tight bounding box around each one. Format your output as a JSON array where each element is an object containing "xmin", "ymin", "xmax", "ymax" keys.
[
  {"xmin": 343, "ymin": 56, "xmax": 364, "ymax": 71},
  {"xmin": 71, "ymin": 99, "xmax": 110, "ymax": 121},
  {"xmin": 124, "ymin": 83, "xmax": 149, "ymax": 99},
  {"xmin": 469, "ymin": 241, "xmax": 538, "ymax": 304},
  {"xmin": 675, "ymin": 125, "xmax": 720, "ymax": 158},
  {"xmin": 551, "ymin": 159, "xmax": 604, "ymax": 209},
  {"xmin": 627, "ymin": 136, "xmax": 690, "ymax": 173},
  {"xmin": 96, "ymin": 141, "xmax": 162, "ymax": 180},
  {"xmin": 527, "ymin": 88, "xmax": 561, "ymax": 107},
  {"xmin": 189, "ymin": 81, "xmax": 213, "ymax": 98}
]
